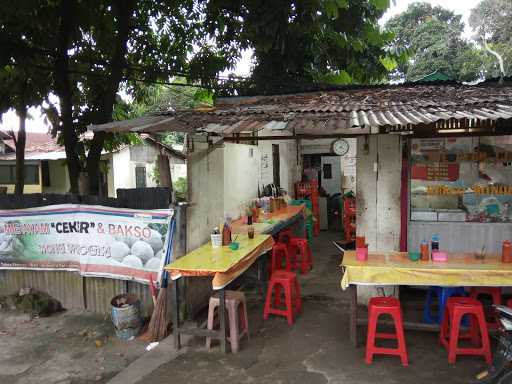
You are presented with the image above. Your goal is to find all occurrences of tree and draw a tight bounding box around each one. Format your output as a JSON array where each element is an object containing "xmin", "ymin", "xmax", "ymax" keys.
[
  {"xmin": 470, "ymin": 0, "xmax": 512, "ymax": 78},
  {"xmin": 204, "ymin": 0, "xmax": 398, "ymax": 95},
  {"xmin": 8, "ymin": 0, "xmax": 233, "ymax": 195},
  {"xmin": 0, "ymin": 3, "xmax": 51, "ymax": 195},
  {"xmin": 385, "ymin": 2, "xmax": 483, "ymax": 82}
]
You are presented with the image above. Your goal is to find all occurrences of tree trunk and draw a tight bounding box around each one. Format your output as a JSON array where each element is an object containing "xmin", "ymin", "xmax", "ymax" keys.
[
  {"xmin": 14, "ymin": 105, "xmax": 27, "ymax": 195},
  {"xmin": 55, "ymin": 0, "xmax": 81, "ymax": 194},
  {"xmin": 86, "ymin": 0, "xmax": 135, "ymax": 195}
]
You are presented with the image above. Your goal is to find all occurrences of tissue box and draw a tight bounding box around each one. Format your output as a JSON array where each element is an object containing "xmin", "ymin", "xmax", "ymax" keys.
[{"xmin": 432, "ymin": 251, "xmax": 448, "ymax": 262}]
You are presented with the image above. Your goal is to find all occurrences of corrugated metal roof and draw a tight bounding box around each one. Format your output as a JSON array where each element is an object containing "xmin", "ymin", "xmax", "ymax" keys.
[{"xmin": 88, "ymin": 79, "xmax": 512, "ymax": 136}]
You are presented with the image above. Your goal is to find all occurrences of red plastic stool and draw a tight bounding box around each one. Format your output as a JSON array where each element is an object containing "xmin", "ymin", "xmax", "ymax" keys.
[
  {"xmin": 263, "ymin": 270, "xmax": 302, "ymax": 325},
  {"xmin": 277, "ymin": 229, "xmax": 293, "ymax": 244},
  {"xmin": 289, "ymin": 238, "xmax": 312, "ymax": 274},
  {"xmin": 440, "ymin": 297, "xmax": 492, "ymax": 364},
  {"xmin": 365, "ymin": 297, "xmax": 408, "ymax": 366},
  {"xmin": 270, "ymin": 243, "xmax": 292, "ymax": 275},
  {"xmin": 470, "ymin": 287, "xmax": 501, "ymax": 329}
]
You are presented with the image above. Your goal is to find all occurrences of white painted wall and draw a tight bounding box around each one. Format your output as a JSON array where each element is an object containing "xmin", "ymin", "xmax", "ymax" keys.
[
  {"xmin": 257, "ymin": 128, "xmax": 299, "ymax": 196},
  {"xmin": 223, "ymin": 143, "xmax": 260, "ymax": 219},
  {"xmin": 301, "ymin": 137, "xmax": 357, "ymax": 193},
  {"xmin": 356, "ymin": 134, "xmax": 402, "ymax": 303},
  {"xmin": 43, "ymin": 159, "xmax": 71, "ymax": 193},
  {"xmin": 320, "ymin": 156, "xmax": 342, "ymax": 195},
  {"xmin": 107, "ymin": 144, "xmax": 187, "ymax": 197},
  {"xmin": 186, "ymin": 141, "xmax": 225, "ymax": 251}
]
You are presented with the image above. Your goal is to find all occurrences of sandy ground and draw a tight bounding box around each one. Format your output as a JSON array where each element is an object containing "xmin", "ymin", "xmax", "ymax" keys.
[
  {"xmin": 0, "ymin": 308, "xmax": 147, "ymax": 384},
  {"xmin": 136, "ymin": 231, "xmax": 491, "ymax": 384}
]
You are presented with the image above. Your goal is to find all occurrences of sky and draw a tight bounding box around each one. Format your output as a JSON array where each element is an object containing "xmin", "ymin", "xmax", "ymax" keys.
[{"xmin": 0, "ymin": 0, "xmax": 482, "ymax": 134}]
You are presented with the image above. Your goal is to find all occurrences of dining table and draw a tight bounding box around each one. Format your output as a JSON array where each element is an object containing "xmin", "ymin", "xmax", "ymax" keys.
[
  {"xmin": 165, "ymin": 203, "xmax": 306, "ymax": 353},
  {"xmin": 340, "ymin": 250, "xmax": 512, "ymax": 347}
]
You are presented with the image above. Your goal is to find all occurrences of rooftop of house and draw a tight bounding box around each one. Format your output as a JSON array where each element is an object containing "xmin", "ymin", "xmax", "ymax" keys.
[
  {"xmin": 0, "ymin": 131, "xmax": 186, "ymax": 161},
  {"xmin": 88, "ymin": 77, "xmax": 512, "ymax": 138},
  {"xmin": 0, "ymin": 132, "xmax": 66, "ymax": 161}
]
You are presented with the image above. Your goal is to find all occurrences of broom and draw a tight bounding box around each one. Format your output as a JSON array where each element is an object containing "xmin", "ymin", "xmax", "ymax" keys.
[{"xmin": 147, "ymin": 218, "xmax": 176, "ymax": 341}]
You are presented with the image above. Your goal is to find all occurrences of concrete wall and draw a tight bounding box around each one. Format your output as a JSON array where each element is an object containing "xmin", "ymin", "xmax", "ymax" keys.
[
  {"xmin": 409, "ymin": 222, "xmax": 512, "ymax": 254},
  {"xmin": 301, "ymin": 138, "xmax": 357, "ymax": 193},
  {"xmin": 320, "ymin": 156, "xmax": 342, "ymax": 195},
  {"xmin": 223, "ymin": 143, "xmax": 260, "ymax": 219},
  {"xmin": 107, "ymin": 144, "xmax": 186, "ymax": 197},
  {"xmin": 43, "ymin": 160, "xmax": 70, "ymax": 193},
  {"xmin": 356, "ymin": 135, "xmax": 402, "ymax": 303},
  {"xmin": 257, "ymin": 129, "xmax": 299, "ymax": 196},
  {"xmin": 186, "ymin": 142, "xmax": 225, "ymax": 251}
]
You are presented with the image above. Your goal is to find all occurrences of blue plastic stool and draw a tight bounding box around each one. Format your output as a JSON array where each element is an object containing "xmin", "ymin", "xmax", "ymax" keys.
[{"xmin": 423, "ymin": 286, "xmax": 466, "ymax": 324}]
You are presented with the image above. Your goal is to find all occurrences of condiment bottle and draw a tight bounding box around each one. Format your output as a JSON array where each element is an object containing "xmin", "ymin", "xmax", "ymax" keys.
[
  {"xmin": 502, "ymin": 240, "xmax": 512, "ymax": 263},
  {"xmin": 431, "ymin": 234, "xmax": 439, "ymax": 257},
  {"xmin": 420, "ymin": 240, "xmax": 429, "ymax": 261},
  {"xmin": 222, "ymin": 222, "xmax": 231, "ymax": 246}
]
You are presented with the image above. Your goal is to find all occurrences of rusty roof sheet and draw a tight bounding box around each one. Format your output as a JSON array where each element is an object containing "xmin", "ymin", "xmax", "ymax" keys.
[{"xmin": 89, "ymin": 79, "xmax": 512, "ymax": 136}]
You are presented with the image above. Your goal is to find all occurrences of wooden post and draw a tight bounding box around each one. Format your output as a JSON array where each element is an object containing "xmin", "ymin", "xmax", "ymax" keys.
[
  {"xmin": 350, "ymin": 285, "xmax": 358, "ymax": 347},
  {"xmin": 157, "ymin": 153, "xmax": 174, "ymax": 203}
]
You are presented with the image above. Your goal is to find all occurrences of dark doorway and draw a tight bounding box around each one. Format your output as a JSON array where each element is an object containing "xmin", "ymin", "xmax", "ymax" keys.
[
  {"xmin": 135, "ymin": 166, "xmax": 147, "ymax": 188},
  {"xmin": 272, "ymin": 144, "xmax": 280, "ymax": 188}
]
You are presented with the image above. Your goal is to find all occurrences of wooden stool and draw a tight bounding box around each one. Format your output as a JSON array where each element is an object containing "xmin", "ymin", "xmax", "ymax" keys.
[{"xmin": 206, "ymin": 290, "xmax": 249, "ymax": 353}]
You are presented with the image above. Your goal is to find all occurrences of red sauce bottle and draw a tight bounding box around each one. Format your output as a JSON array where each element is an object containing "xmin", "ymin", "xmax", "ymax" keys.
[{"xmin": 502, "ymin": 240, "xmax": 512, "ymax": 263}]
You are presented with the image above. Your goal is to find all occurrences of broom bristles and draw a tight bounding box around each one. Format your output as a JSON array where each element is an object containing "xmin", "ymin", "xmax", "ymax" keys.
[{"xmin": 147, "ymin": 287, "xmax": 169, "ymax": 341}]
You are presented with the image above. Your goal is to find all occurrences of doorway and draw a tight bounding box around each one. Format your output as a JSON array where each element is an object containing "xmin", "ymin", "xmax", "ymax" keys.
[{"xmin": 272, "ymin": 144, "xmax": 280, "ymax": 188}]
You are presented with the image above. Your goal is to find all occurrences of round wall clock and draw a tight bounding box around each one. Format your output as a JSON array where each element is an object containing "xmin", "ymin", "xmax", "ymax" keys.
[{"xmin": 332, "ymin": 139, "xmax": 350, "ymax": 156}]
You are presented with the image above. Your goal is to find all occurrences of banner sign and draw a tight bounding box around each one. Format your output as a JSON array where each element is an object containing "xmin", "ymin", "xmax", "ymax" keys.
[{"xmin": 0, "ymin": 205, "xmax": 173, "ymax": 283}]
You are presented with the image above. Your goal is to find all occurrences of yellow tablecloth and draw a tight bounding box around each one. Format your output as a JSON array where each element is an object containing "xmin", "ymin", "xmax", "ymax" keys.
[
  {"xmin": 231, "ymin": 205, "xmax": 304, "ymax": 235},
  {"xmin": 340, "ymin": 251, "xmax": 512, "ymax": 290},
  {"xmin": 165, "ymin": 234, "xmax": 274, "ymax": 290}
]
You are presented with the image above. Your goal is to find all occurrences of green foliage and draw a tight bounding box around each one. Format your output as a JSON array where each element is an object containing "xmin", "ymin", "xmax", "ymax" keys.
[
  {"xmin": 174, "ymin": 177, "xmax": 187, "ymax": 202},
  {"xmin": 385, "ymin": 2, "xmax": 483, "ymax": 82},
  {"xmin": 205, "ymin": 0, "xmax": 395, "ymax": 95},
  {"xmin": 469, "ymin": 0, "xmax": 512, "ymax": 78}
]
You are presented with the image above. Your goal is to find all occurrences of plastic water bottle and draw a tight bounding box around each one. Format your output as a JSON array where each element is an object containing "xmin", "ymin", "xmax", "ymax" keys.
[{"xmin": 431, "ymin": 234, "xmax": 439, "ymax": 256}]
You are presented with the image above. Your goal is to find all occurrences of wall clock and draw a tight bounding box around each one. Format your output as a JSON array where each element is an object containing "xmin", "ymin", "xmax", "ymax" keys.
[{"xmin": 332, "ymin": 139, "xmax": 350, "ymax": 156}]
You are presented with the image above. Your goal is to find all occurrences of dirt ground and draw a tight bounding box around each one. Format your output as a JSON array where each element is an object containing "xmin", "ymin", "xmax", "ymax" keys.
[
  {"xmin": 1, "ymin": 232, "xmax": 496, "ymax": 384},
  {"xmin": 137, "ymin": 231, "xmax": 491, "ymax": 384},
  {"xmin": 0, "ymin": 308, "xmax": 147, "ymax": 384}
]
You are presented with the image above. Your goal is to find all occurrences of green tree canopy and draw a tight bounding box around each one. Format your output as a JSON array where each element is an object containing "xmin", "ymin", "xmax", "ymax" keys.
[
  {"xmin": 385, "ymin": 2, "xmax": 483, "ymax": 82},
  {"xmin": 470, "ymin": 0, "xmax": 512, "ymax": 78},
  {"xmin": 1, "ymin": 0, "xmax": 237, "ymax": 195},
  {"xmin": 205, "ymin": 0, "xmax": 399, "ymax": 95}
]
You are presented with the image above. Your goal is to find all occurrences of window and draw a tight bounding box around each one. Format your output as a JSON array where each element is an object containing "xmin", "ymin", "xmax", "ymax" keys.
[
  {"xmin": 0, "ymin": 164, "xmax": 39, "ymax": 185},
  {"xmin": 410, "ymin": 137, "xmax": 512, "ymax": 223},
  {"xmin": 135, "ymin": 166, "xmax": 146, "ymax": 188}
]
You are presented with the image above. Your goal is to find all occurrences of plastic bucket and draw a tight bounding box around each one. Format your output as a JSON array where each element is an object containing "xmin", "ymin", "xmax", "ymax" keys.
[{"xmin": 111, "ymin": 294, "xmax": 142, "ymax": 340}]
